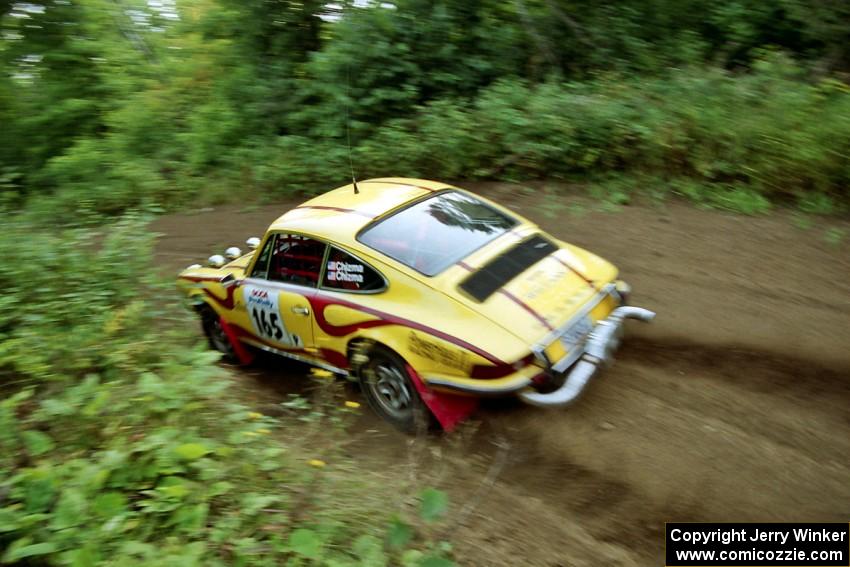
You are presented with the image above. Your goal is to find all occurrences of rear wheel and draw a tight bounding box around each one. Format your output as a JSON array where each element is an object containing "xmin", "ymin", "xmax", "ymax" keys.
[
  {"xmin": 199, "ymin": 305, "xmax": 236, "ymax": 362},
  {"xmin": 357, "ymin": 346, "xmax": 431, "ymax": 434}
]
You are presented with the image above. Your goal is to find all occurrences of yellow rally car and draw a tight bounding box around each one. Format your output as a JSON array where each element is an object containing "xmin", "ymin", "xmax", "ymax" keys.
[{"xmin": 177, "ymin": 178, "xmax": 655, "ymax": 432}]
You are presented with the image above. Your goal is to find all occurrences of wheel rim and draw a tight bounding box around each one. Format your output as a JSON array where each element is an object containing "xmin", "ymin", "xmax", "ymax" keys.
[
  {"xmin": 208, "ymin": 318, "xmax": 233, "ymax": 356},
  {"xmin": 366, "ymin": 361, "xmax": 413, "ymax": 420}
]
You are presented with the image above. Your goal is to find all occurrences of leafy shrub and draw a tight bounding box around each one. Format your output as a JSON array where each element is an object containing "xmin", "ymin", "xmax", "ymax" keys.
[
  {"xmin": 0, "ymin": 217, "xmax": 455, "ymax": 566},
  {"xmin": 343, "ymin": 55, "xmax": 850, "ymax": 210},
  {"xmin": 10, "ymin": 52, "xmax": 850, "ymax": 218}
]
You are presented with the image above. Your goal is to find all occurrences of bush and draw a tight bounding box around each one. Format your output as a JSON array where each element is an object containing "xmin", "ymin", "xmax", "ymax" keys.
[
  {"xmin": 342, "ymin": 55, "xmax": 850, "ymax": 210},
  {"xmin": 0, "ymin": 217, "xmax": 455, "ymax": 566},
  {"xmin": 11, "ymin": 54, "xmax": 850, "ymax": 218}
]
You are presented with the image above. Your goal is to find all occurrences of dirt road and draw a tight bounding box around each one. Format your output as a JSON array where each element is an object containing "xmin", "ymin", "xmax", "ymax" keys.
[{"xmin": 152, "ymin": 183, "xmax": 850, "ymax": 566}]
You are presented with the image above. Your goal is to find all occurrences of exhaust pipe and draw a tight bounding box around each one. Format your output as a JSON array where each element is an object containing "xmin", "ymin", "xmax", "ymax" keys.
[{"xmin": 519, "ymin": 306, "xmax": 655, "ymax": 408}]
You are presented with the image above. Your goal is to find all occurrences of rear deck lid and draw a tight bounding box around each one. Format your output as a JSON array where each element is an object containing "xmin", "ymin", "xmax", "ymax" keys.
[
  {"xmin": 459, "ymin": 235, "xmax": 558, "ymax": 302},
  {"xmin": 451, "ymin": 234, "xmax": 615, "ymax": 343}
]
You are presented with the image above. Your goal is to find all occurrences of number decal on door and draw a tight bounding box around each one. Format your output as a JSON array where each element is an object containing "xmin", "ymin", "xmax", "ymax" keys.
[
  {"xmin": 244, "ymin": 285, "xmax": 300, "ymax": 346},
  {"xmin": 251, "ymin": 307, "xmax": 284, "ymax": 340}
]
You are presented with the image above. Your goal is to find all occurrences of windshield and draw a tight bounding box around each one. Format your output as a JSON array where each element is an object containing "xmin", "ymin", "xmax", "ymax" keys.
[{"xmin": 358, "ymin": 191, "xmax": 519, "ymax": 276}]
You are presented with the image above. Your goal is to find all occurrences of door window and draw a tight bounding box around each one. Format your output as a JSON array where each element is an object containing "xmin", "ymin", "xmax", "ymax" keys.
[
  {"xmin": 249, "ymin": 234, "xmax": 275, "ymax": 278},
  {"xmin": 268, "ymin": 234, "xmax": 327, "ymax": 287}
]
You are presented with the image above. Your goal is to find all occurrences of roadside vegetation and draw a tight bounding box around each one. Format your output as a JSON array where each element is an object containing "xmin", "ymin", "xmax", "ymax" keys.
[
  {"xmin": 1, "ymin": 1, "xmax": 849, "ymax": 564},
  {"xmin": 0, "ymin": 219, "xmax": 456, "ymax": 565},
  {"xmin": 3, "ymin": 1, "xmax": 850, "ymax": 220}
]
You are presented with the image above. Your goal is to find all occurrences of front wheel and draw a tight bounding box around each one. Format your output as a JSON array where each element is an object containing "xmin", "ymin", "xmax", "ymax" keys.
[
  {"xmin": 357, "ymin": 346, "xmax": 431, "ymax": 434},
  {"xmin": 199, "ymin": 305, "xmax": 237, "ymax": 362}
]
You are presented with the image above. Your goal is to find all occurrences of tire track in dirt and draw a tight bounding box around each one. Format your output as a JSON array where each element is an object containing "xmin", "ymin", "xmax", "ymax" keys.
[
  {"xmin": 457, "ymin": 333, "xmax": 850, "ymax": 562},
  {"xmin": 615, "ymin": 265, "xmax": 850, "ymax": 315},
  {"xmin": 328, "ymin": 333, "xmax": 850, "ymax": 565}
]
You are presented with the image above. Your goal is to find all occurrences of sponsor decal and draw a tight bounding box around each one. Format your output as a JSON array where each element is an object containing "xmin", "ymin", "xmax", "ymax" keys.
[
  {"xmin": 326, "ymin": 260, "xmax": 365, "ymax": 284},
  {"xmin": 516, "ymin": 265, "xmax": 561, "ymax": 301},
  {"xmin": 408, "ymin": 331, "xmax": 469, "ymax": 371},
  {"xmin": 243, "ymin": 284, "xmax": 301, "ymax": 347}
]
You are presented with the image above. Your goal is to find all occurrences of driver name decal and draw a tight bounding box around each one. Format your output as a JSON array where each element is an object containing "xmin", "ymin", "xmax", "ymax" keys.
[
  {"xmin": 327, "ymin": 260, "xmax": 364, "ymax": 284},
  {"xmin": 408, "ymin": 331, "xmax": 469, "ymax": 371}
]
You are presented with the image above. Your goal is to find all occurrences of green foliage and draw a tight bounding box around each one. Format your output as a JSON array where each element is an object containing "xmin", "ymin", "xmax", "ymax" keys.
[
  {"xmin": 797, "ymin": 193, "xmax": 841, "ymax": 215},
  {"xmin": 823, "ymin": 227, "xmax": 847, "ymax": 247},
  {"xmin": 0, "ymin": 216, "xmax": 456, "ymax": 565},
  {"xmin": 419, "ymin": 488, "xmax": 449, "ymax": 524},
  {"xmin": 343, "ymin": 59, "xmax": 850, "ymax": 210},
  {"xmin": 3, "ymin": 1, "xmax": 850, "ymax": 218},
  {"xmin": 669, "ymin": 179, "xmax": 772, "ymax": 215}
]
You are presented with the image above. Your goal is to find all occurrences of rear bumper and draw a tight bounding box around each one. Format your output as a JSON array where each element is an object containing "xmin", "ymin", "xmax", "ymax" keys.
[{"xmin": 518, "ymin": 305, "xmax": 655, "ymax": 407}]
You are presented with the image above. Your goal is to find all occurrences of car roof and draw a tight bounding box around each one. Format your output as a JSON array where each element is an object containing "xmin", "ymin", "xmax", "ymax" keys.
[{"xmin": 269, "ymin": 178, "xmax": 457, "ymax": 249}]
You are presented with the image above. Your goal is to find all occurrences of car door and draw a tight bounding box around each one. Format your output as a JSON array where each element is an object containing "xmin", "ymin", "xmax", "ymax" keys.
[{"xmin": 240, "ymin": 233, "xmax": 325, "ymax": 350}]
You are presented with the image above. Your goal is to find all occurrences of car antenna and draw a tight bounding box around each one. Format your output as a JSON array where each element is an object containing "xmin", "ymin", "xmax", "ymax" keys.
[{"xmin": 346, "ymin": 58, "xmax": 359, "ymax": 195}]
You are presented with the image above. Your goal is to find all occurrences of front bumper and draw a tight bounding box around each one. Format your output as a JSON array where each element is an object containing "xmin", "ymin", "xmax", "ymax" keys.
[{"xmin": 518, "ymin": 305, "xmax": 655, "ymax": 408}]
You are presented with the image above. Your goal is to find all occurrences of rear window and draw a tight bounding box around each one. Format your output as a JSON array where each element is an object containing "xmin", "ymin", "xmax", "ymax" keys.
[
  {"xmin": 358, "ymin": 191, "xmax": 519, "ymax": 276},
  {"xmin": 322, "ymin": 247, "xmax": 386, "ymax": 292}
]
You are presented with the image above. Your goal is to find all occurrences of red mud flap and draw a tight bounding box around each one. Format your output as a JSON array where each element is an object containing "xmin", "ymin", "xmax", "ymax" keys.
[
  {"xmin": 218, "ymin": 317, "xmax": 256, "ymax": 365},
  {"xmin": 405, "ymin": 364, "xmax": 478, "ymax": 432}
]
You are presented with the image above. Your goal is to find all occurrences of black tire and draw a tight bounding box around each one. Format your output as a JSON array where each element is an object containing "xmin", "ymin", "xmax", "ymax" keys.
[
  {"xmin": 356, "ymin": 345, "xmax": 432, "ymax": 434},
  {"xmin": 198, "ymin": 305, "xmax": 237, "ymax": 363}
]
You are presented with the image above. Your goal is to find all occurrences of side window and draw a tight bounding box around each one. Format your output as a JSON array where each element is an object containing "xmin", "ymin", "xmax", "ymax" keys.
[
  {"xmin": 268, "ymin": 234, "xmax": 326, "ymax": 288},
  {"xmin": 249, "ymin": 234, "xmax": 275, "ymax": 278},
  {"xmin": 322, "ymin": 247, "xmax": 386, "ymax": 292}
]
